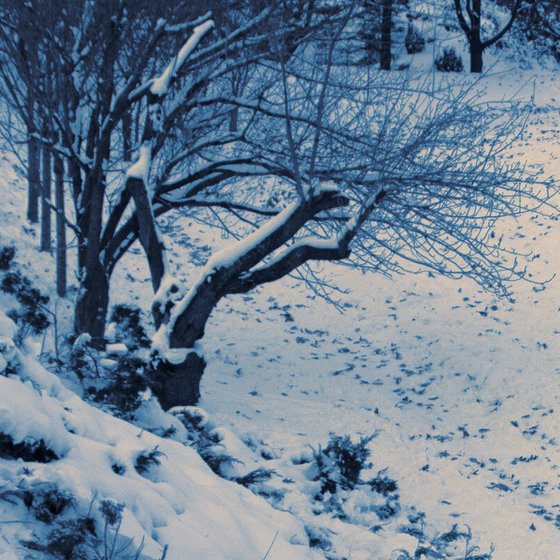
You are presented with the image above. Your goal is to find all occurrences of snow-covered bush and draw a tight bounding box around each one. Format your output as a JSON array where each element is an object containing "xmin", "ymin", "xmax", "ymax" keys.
[
  {"xmin": 0, "ymin": 432, "xmax": 58, "ymax": 462},
  {"xmin": 22, "ymin": 494, "xmax": 142, "ymax": 560},
  {"xmin": 0, "ymin": 334, "xmax": 17, "ymax": 374},
  {"xmin": 134, "ymin": 446, "xmax": 165, "ymax": 475},
  {"xmin": 396, "ymin": 522, "xmax": 494, "ymax": 560},
  {"xmin": 405, "ymin": 23, "xmax": 425, "ymax": 54},
  {"xmin": 72, "ymin": 305, "xmax": 154, "ymax": 418},
  {"xmin": 0, "ymin": 245, "xmax": 15, "ymax": 270},
  {"xmin": 312, "ymin": 434, "xmax": 375, "ymax": 494},
  {"xmin": 0, "ymin": 247, "xmax": 50, "ymax": 343},
  {"xmin": 89, "ymin": 355, "xmax": 150, "ymax": 419},
  {"xmin": 107, "ymin": 304, "xmax": 150, "ymax": 351},
  {"xmin": 307, "ymin": 433, "xmax": 401, "ymax": 524},
  {"xmin": 171, "ymin": 407, "xmax": 238, "ymax": 476},
  {"xmin": 435, "ymin": 47, "xmax": 464, "ymax": 72},
  {"xmin": 25, "ymin": 483, "xmax": 74, "ymax": 523}
]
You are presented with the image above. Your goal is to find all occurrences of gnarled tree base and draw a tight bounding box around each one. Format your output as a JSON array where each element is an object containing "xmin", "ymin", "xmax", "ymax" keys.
[{"xmin": 150, "ymin": 352, "xmax": 206, "ymax": 410}]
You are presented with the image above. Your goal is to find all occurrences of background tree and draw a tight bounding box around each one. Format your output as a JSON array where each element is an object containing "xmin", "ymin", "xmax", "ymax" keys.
[
  {"xmin": 0, "ymin": 0, "xmax": 42, "ymax": 223},
  {"xmin": 380, "ymin": 0, "xmax": 393, "ymax": 70},
  {"xmin": 497, "ymin": 0, "xmax": 560, "ymax": 61},
  {"xmin": 454, "ymin": 0, "xmax": 521, "ymax": 72}
]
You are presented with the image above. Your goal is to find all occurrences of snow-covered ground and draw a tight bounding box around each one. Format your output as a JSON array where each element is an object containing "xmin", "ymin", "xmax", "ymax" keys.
[{"xmin": 1, "ymin": 28, "xmax": 559, "ymax": 560}]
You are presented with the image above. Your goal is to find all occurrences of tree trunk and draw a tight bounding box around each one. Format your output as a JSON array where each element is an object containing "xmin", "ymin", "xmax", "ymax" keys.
[
  {"xmin": 150, "ymin": 352, "xmax": 206, "ymax": 410},
  {"xmin": 380, "ymin": 0, "xmax": 393, "ymax": 70},
  {"xmin": 40, "ymin": 137, "xmax": 52, "ymax": 252},
  {"xmin": 470, "ymin": 39, "xmax": 483, "ymax": 73},
  {"xmin": 122, "ymin": 110, "xmax": 132, "ymax": 162},
  {"xmin": 470, "ymin": 0, "xmax": 483, "ymax": 73},
  {"xmin": 126, "ymin": 176, "xmax": 166, "ymax": 297},
  {"xmin": 73, "ymin": 261, "xmax": 109, "ymax": 346},
  {"xmin": 27, "ymin": 131, "xmax": 40, "ymax": 224},
  {"xmin": 150, "ymin": 269, "xmax": 224, "ymax": 408},
  {"xmin": 54, "ymin": 153, "xmax": 66, "ymax": 297}
]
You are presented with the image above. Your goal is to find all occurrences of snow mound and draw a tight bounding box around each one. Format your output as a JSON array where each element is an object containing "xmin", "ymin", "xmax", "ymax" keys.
[{"xmin": 0, "ymin": 312, "xmax": 317, "ymax": 560}]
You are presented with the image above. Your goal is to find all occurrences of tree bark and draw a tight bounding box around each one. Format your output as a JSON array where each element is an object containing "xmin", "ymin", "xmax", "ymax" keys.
[
  {"xmin": 150, "ymin": 352, "xmax": 206, "ymax": 410},
  {"xmin": 122, "ymin": 110, "xmax": 132, "ymax": 162},
  {"xmin": 126, "ymin": 176, "xmax": 166, "ymax": 297},
  {"xmin": 73, "ymin": 260, "xmax": 109, "ymax": 346},
  {"xmin": 380, "ymin": 0, "xmax": 393, "ymax": 70},
  {"xmin": 40, "ymin": 135, "xmax": 52, "ymax": 252},
  {"xmin": 54, "ymin": 153, "xmax": 66, "ymax": 297},
  {"xmin": 470, "ymin": 0, "xmax": 483, "ymax": 73},
  {"xmin": 27, "ymin": 130, "xmax": 40, "ymax": 224}
]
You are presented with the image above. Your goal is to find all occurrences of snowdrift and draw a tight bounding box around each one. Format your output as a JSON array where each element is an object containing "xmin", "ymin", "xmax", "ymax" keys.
[{"xmin": 0, "ymin": 313, "xmax": 317, "ymax": 560}]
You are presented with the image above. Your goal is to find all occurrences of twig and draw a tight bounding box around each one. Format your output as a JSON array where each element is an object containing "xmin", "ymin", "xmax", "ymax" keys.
[{"xmin": 261, "ymin": 531, "xmax": 278, "ymax": 560}]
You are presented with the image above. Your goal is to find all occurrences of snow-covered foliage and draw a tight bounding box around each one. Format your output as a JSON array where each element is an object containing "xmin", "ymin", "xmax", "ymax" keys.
[{"xmin": 0, "ymin": 315, "xmax": 317, "ymax": 560}]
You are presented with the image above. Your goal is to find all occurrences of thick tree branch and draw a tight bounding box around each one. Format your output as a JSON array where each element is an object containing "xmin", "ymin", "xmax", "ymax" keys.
[{"xmin": 482, "ymin": 0, "xmax": 521, "ymax": 49}]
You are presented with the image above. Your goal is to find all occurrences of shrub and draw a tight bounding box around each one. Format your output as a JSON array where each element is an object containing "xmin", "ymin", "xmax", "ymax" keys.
[
  {"xmin": 0, "ymin": 245, "xmax": 15, "ymax": 270},
  {"xmin": 108, "ymin": 304, "xmax": 150, "ymax": 351},
  {"xmin": 234, "ymin": 467, "xmax": 275, "ymax": 488},
  {"xmin": 24, "ymin": 517, "xmax": 97, "ymax": 559},
  {"xmin": 24, "ymin": 483, "xmax": 73, "ymax": 523},
  {"xmin": 172, "ymin": 408, "xmax": 238, "ymax": 476},
  {"xmin": 23, "ymin": 497, "xmax": 141, "ymax": 560},
  {"xmin": 91, "ymin": 356, "xmax": 150, "ymax": 418},
  {"xmin": 405, "ymin": 23, "xmax": 425, "ymax": 54},
  {"xmin": 368, "ymin": 468, "xmax": 399, "ymax": 496},
  {"xmin": 435, "ymin": 47, "xmax": 464, "ymax": 72},
  {"xmin": 135, "ymin": 447, "xmax": 165, "ymax": 474},
  {"xmin": 73, "ymin": 335, "xmax": 151, "ymax": 419},
  {"xmin": 313, "ymin": 434, "xmax": 375, "ymax": 494},
  {"xmin": 99, "ymin": 499, "xmax": 124, "ymax": 527},
  {"xmin": 0, "ymin": 432, "xmax": 59, "ymax": 462},
  {"xmin": 1, "ymin": 270, "xmax": 50, "ymax": 342}
]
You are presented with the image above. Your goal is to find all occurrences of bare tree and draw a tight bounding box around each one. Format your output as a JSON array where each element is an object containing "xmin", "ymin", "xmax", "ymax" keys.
[
  {"xmin": 380, "ymin": 0, "xmax": 393, "ymax": 70},
  {"xmin": 0, "ymin": 0, "xmax": 42, "ymax": 223},
  {"xmin": 123, "ymin": 22, "xmax": 553, "ymax": 407},
  {"xmin": 454, "ymin": 0, "xmax": 521, "ymax": 72},
  {"xmin": 0, "ymin": 1, "xmax": 554, "ymax": 410}
]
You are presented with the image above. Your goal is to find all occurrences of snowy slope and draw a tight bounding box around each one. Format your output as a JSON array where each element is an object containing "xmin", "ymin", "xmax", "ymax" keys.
[
  {"xmin": 0, "ymin": 5, "xmax": 559, "ymax": 558},
  {"xmin": 195, "ymin": 72, "xmax": 560, "ymax": 559},
  {"xmin": 0, "ymin": 313, "xmax": 320, "ymax": 560}
]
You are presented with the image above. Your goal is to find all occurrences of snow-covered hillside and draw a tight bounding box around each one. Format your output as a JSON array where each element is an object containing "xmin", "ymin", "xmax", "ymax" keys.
[
  {"xmin": 0, "ymin": 312, "xmax": 321, "ymax": 560},
  {"xmin": 1, "ymin": 1, "xmax": 559, "ymax": 559}
]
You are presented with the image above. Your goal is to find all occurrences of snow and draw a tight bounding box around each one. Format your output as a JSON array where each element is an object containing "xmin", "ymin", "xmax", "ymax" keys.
[
  {"xmin": 0, "ymin": 320, "xmax": 317, "ymax": 559},
  {"xmin": 0, "ymin": 3, "xmax": 559, "ymax": 558},
  {"xmin": 126, "ymin": 143, "xmax": 152, "ymax": 183},
  {"xmin": 150, "ymin": 20, "xmax": 214, "ymax": 96}
]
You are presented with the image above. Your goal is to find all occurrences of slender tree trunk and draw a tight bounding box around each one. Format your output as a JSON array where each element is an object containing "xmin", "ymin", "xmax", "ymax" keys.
[
  {"xmin": 470, "ymin": 0, "xmax": 483, "ymax": 73},
  {"xmin": 70, "ymin": 169, "xmax": 110, "ymax": 342},
  {"xmin": 54, "ymin": 153, "xmax": 66, "ymax": 297},
  {"xmin": 470, "ymin": 39, "xmax": 483, "ymax": 73},
  {"xmin": 27, "ymin": 125, "xmax": 40, "ymax": 223},
  {"xmin": 126, "ymin": 177, "xmax": 166, "ymax": 297},
  {"xmin": 122, "ymin": 110, "xmax": 132, "ymax": 162},
  {"xmin": 380, "ymin": 0, "xmax": 393, "ymax": 70},
  {"xmin": 40, "ymin": 134, "xmax": 52, "ymax": 252}
]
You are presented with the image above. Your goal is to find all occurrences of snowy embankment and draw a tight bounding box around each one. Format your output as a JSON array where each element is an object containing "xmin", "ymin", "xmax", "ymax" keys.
[
  {"xmin": 0, "ymin": 312, "xmax": 317, "ymax": 560},
  {"xmin": 195, "ymin": 71, "xmax": 560, "ymax": 559}
]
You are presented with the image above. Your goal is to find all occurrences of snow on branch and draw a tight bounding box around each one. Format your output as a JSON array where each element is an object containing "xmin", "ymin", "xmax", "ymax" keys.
[{"xmin": 151, "ymin": 19, "xmax": 214, "ymax": 96}]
